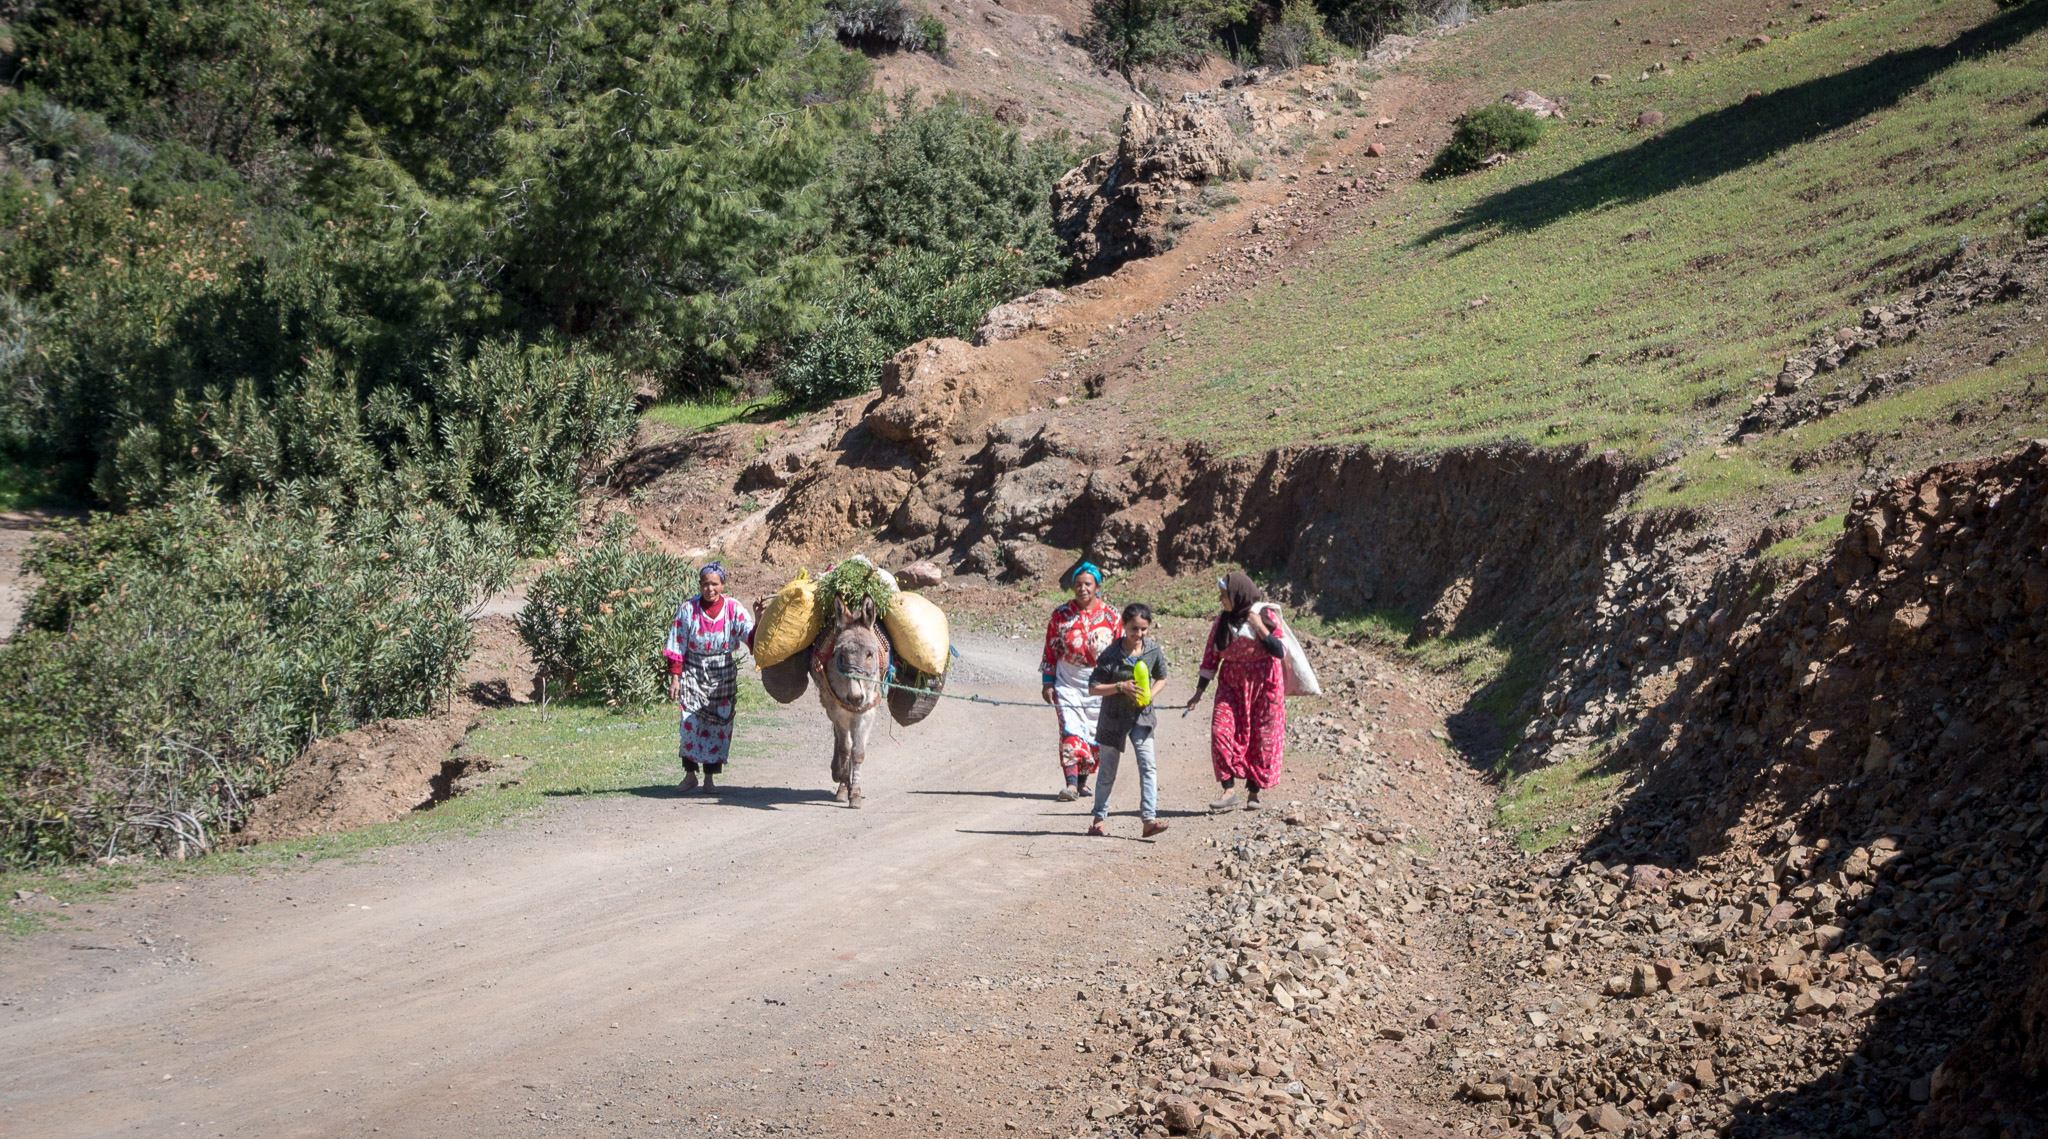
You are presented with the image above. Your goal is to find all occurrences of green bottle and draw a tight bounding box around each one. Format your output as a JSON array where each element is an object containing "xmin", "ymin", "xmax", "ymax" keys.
[{"xmin": 1132, "ymin": 660, "xmax": 1152, "ymax": 708}]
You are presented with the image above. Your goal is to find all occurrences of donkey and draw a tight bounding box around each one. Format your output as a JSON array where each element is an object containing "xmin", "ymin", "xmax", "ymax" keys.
[{"xmin": 813, "ymin": 598, "xmax": 890, "ymax": 808}]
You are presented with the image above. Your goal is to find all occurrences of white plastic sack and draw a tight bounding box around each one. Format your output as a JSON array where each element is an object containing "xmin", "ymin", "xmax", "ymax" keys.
[{"xmin": 1259, "ymin": 603, "xmax": 1321, "ymax": 697}]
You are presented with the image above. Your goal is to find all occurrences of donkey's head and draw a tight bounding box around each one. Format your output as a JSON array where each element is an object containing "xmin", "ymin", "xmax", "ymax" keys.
[{"xmin": 826, "ymin": 598, "xmax": 886, "ymax": 708}]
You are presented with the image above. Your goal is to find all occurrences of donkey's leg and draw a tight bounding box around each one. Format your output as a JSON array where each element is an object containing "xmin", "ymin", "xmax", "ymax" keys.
[
  {"xmin": 845, "ymin": 709, "xmax": 877, "ymax": 808},
  {"xmin": 830, "ymin": 716, "xmax": 851, "ymax": 801}
]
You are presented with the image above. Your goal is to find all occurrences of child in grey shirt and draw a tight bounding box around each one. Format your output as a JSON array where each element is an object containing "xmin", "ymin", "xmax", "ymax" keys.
[{"xmin": 1086, "ymin": 602, "xmax": 1171, "ymax": 838}]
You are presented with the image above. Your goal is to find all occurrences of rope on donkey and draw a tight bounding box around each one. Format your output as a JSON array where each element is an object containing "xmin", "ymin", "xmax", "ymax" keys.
[{"xmin": 879, "ymin": 678, "xmax": 1051, "ymax": 710}]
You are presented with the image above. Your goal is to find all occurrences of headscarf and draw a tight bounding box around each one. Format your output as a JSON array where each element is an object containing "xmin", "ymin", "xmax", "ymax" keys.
[
  {"xmin": 1061, "ymin": 561, "xmax": 1104, "ymax": 591},
  {"xmin": 697, "ymin": 562, "xmax": 727, "ymax": 615},
  {"xmin": 1213, "ymin": 571, "xmax": 1265, "ymax": 651}
]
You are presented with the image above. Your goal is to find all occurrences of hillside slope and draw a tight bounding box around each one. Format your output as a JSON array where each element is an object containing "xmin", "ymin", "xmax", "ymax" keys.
[{"xmin": 607, "ymin": 1, "xmax": 2048, "ymax": 1135}]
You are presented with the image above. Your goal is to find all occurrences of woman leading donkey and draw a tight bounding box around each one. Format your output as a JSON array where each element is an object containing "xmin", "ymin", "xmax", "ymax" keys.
[{"xmin": 665, "ymin": 563, "xmax": 756, "ymax": 793}]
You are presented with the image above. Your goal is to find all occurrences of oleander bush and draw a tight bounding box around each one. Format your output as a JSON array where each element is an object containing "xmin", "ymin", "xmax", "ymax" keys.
[
  {"xmin": 515, "ymin": 516, "xmax": 701, "ymax": 709},
  {"xmin": 0, "ymin": 495, "xmax": 516, "ymax": 864}
]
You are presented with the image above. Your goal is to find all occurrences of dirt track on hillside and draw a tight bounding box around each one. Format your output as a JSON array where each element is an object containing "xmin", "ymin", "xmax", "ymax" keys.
[{"xmin": 0, "ymin": 633, "xmax": 1340, "ymax": 1138}]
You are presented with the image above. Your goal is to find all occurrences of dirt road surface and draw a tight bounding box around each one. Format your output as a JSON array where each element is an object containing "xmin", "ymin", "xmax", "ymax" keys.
[{"xmin": 0, "ymin": 634, "xmax": 1254, "ymax": 1138}]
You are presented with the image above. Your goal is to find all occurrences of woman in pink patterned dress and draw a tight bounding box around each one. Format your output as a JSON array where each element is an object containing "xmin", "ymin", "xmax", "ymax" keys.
[
  {"xmin": 1186, "ymin": 571, "xmax": 1288, "ymax": 811},
  {"xmin": 1039, "ymin": 561, "xmax": 1121, "ymax": 801},
  {"xmin": 664, "ymin": 563, "xmax": 755, "ymax": 794}
]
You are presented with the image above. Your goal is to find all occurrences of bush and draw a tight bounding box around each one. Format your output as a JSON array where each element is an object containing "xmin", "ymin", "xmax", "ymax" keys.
[
  {"xmin": 1425, "ymin": 104, "xmax": 1545, "ymax": 179},
  {"xmin": 914, "ymin": 13, "xmax": 951, "ymax": 54},
  {"xmin": 1083, "ymin": 0, "xmax": 1223, "ymax": 79},
  {"xmin": 825, "ymin": 0, "xmax": 947, "ymax": 52},
  {"xmin": 0, "ymin": 173, "xmax": 638, "ymax": 547},
  {"xmin": 2024, "ymin": 199, "xmax": 2048, "ymax": 240},
  {"xmin": 774, "ymin": 96, "xmax": 1077, "ymax": 404},
  {"xmin": 0, "ymin": 495, "xmax": 515, "ymax": 864},
  {"xmin": 515, "ymin": 516, "xmax": 701, "ymax": 709},
  {"xmin": 1259, "ymin": 0, "xmax": 1336, "ymax": 69}
]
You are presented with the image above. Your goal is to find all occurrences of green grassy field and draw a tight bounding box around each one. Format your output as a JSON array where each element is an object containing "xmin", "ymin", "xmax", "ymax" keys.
[
  {"xmin": 1156, "ymin": 0, "xmax": 2048, "ymax": 492},
  {"xmin": 1, "ymin": 689, "xmax": 781, "ymax": 934}
]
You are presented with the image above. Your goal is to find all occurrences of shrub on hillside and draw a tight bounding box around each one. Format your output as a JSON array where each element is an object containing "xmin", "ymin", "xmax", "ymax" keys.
[
  {"xmin": 2023, "ymin": 199, "xmax": 2048, "ymax": 240},
  {"xmin": 774, "ymin": 96, "xmax": 1077, "ymax": 404},
  {"xmin": 825, "ymin": 0, "xmax": 948, "ymax": 53},
  {"xmin": 1424, "ymin": 104, "xmax": 1545, "ymax": 180},
  {"xmin": 1259, "ymin": 0, "xmax": 1336, "ymax": 69},
  {"xmin": 1083, "ymin": 0, "xmax": 1219, "ymax": 80},
  {"xmin": 515, "ymin": 516, "xmax": 701, "ymax": 709},
  {"xmin": 0, "ymin": 496, "xmax": 515, "ymax": 864},
  {"xmin": 0, "ymin": 174, "xmax": 638, "ymax": 546}
]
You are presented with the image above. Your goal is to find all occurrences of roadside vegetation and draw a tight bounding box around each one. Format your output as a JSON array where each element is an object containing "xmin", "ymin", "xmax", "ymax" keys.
[
  {"xmin": 1082, "ymin": 0, "xmax": 1505, "ymax": 79},
  {"xmin": 2, "ymin": 688, "xmax": 781, "ymax": 930},
  {"xmin": 0, "ymin": 0, "xmax": 1078, "ymax": 865},
  {"xmin": 1156, "ymin": 0, "xmax": 2048, "ymax": 500}
]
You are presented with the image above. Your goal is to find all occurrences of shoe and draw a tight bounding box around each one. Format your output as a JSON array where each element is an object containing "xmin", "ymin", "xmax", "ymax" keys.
[
  {"xmin": 1244, "ymin": 792, "xmax": 1262, "ymax": 811},
  {"xmin": 1087, "ymin": 820, "xmax": 1108, "ymax": 837},
  {"xmin": 703, "ymin": 774, "xmax": 718, "ymax": 793},
  {"xmin": 1075, "ymin": 780, "xmax": 1091, "ymax": 797},
  {"xmin": 1142, "ymin": 819, "xmax": 1171, "ymax": 839},
  {"xmin": 1208, "ymin": 790, "xmax": 1240, "ymax": 812},
  {"xmin": 678, "ymin": 772, "xmax": 700, "ymax": 794},
  {"xmin": 1056, "ymin": 786, "xmax": 1079, "ymax": 802}
]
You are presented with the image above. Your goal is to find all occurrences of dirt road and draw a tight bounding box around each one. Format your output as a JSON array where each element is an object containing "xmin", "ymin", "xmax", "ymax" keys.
[{"xmin": 0, "ymin": 633, "xmax": 1254, "ymax": 1138}]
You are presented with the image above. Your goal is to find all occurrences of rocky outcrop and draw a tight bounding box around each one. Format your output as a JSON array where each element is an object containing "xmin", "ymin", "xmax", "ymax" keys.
[
  {"xmin": 760, "ymin": 462, "xmax": 916, "ymax": 566},
  {"xmin": 1053, "ymin": 99, "xmax": 1251, "ymax": 279},
  {"xmin": 973, "ymin": 288, "xmax": 1067, "ymax": 346},
  {"xmin": 862, "ymin": 337, "xmax": 1033, "ymax": 464},
  {"xmin": 1727, "ymin": 240, "xmax": 2043, "ymax": 443}
]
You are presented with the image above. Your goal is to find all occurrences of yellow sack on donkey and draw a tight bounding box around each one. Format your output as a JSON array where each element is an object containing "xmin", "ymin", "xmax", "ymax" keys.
[
  {"xmin": 881, "ymin": 590, "xmax": 949, "ymax": 676},
  {"xmin": 754, "ymin": 571, "xmax": 827, "ymax": 669}
]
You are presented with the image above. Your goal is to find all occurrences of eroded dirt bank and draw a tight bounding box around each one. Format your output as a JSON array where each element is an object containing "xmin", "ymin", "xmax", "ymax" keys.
[
  {"xmin": 1057, "ymin": 443, "xmax": 2048, "ymax": 1139},
  {"xmin": 582, "ymin": 86, "xmax": 2048, "ymax": 1139}
]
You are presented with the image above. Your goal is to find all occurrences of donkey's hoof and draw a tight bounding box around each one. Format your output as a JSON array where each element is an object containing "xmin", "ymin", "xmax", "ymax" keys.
[
  {"xmin": 833, "ymin": 783, "xmax": 849, "ymax": 802},
  {"xmin": 847, "ymin": 790, "xmax": 864, "ymax": 809}
]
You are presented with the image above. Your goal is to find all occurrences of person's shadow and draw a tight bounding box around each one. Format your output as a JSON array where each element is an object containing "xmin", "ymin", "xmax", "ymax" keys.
[{"xmin": 546, "ymin": 784, "xmax": 841, "ymax": 810}]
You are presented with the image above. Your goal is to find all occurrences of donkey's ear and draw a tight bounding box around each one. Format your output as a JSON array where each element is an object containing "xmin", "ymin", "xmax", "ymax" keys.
[
  {"xmin": 836, "ymin": 597, "xmax": 854, "ymax": 624},
  {"xmin": 860, "ymin": 598, "xmax": 878, "ymax": 627}
]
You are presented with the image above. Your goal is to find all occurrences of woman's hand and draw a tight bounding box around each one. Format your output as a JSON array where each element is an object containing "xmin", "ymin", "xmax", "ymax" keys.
[
  {"xmin": 1244, "ymin": 607, "xmax": 1269, "ymax": 638},
  {"xmin": 668, "ymin": 675, "xmax": 681, "ymax": 704},
  {"xmin": 1041, "ymin": 683, "xmax": 1056, "ymax": 705},
  {"xmin": 1116, "ymin": 679, "xmax": 1137, "ymax": 697},
  {"xmin": 1185, "ymin": 691, "xmax": 1202, "ymax": 708}
]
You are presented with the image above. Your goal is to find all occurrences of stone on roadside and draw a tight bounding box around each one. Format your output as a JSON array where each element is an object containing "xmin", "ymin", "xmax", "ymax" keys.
[
  {"xmin": 1161, "ymin": 1097, "xmax": 1203, "ymax": 1134},
  {"xmin": 1586, "ymin": 1103, "xmax": 1629, "ymax": 1133},
  {"xmin": 896, "ymin": 560, "xmax": 944, "ymax": 590}
]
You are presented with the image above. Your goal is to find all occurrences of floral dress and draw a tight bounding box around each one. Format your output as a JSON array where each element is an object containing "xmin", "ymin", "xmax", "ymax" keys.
[
  {"xmin": 663, "ymin": 596, "xmax": 756, "ymax": 768},
  {"xmin": 1040, "ymin": 599, "xmax": 1121, "ymax": 779},
  {"xmin": 1199, "ymin": 603, "xmax": 1288, "ymax": 789}
]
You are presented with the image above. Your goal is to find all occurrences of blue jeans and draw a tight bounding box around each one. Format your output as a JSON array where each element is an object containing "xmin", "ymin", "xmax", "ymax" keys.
[{"xmin": 1091, "ymin": 727, "xmax": 1157, "ymax": 821}]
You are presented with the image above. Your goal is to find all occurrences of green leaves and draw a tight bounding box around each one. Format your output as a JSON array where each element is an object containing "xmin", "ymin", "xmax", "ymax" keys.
[
  {"xmin": 304, "ymin": 0, "xmax": 873, "ymax": 382},
  {"xmin": 1425, "ymin": 105, "xmax": 1547, "ymax": 181},
  {"xmin": 516, "ymin": 516, "xmax": 699, "ymax": 709},
  {"xmin": 0, "ymin": 494, "xmax": 516, "ymax": 863},
  {"xmin": 774, "ymin": 95, "xmax": 1078, "ymax": 403}
]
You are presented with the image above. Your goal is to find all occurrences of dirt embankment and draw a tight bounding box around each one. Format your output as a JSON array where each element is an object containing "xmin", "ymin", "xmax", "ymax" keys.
[{"xmin": 588, "ymin": 31, "xmax": 2048, "ymax": 1138}]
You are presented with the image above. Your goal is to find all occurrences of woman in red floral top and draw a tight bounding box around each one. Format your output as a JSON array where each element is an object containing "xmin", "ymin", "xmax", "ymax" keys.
[
  {"xmin": 1039, "ymin": 562, "xmax": 1121, "ymax": 801},
  {"xmin": 1186, "ymin": 571, "xmax": 1288, "ymax": 811}
]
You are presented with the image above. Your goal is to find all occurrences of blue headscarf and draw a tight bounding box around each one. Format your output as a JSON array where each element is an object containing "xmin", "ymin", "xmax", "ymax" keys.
[
  {"xmin": 1061, "ymin": 561, "xmax": 1104, "ymax": 590},
  {"xmin": 698, "ymin": 562, "xmax": 727, "ymax": 588}
]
